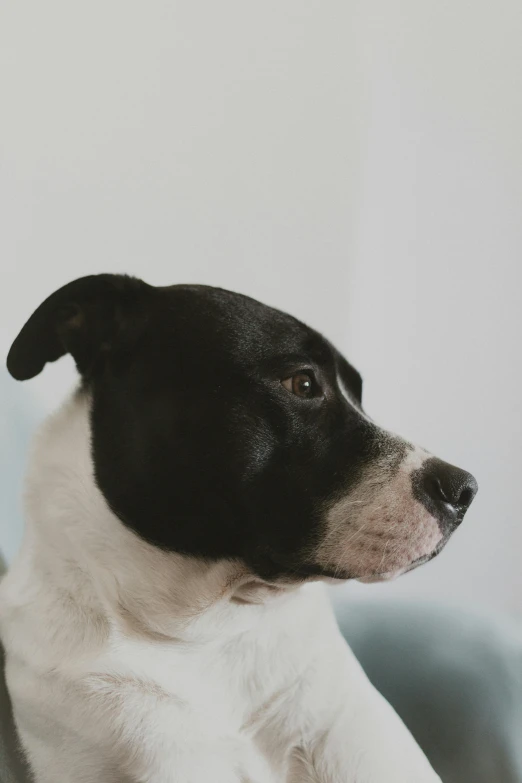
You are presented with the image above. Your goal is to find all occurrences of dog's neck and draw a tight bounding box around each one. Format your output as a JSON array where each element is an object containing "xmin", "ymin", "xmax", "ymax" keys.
[{"xmin": 21, "ymin": 390, "xmax": 299, "ymax": 646}]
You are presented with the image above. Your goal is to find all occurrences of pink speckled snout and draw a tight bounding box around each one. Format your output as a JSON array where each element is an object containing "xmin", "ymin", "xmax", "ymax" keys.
[{"xmin": 315, "ymin": 447, "xmax": 447, "ymax": 582}]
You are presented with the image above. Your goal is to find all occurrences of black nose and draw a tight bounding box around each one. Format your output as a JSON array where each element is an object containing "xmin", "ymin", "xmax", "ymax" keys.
[{"xmin": 413, "ymin": 457, "xmax": 478, "ymax": 532}]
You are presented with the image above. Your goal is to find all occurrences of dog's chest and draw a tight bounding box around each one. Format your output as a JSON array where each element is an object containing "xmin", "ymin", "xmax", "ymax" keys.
[{"xmin": 98, "ymin": 616, "xmax": 308, "ymax": 778}]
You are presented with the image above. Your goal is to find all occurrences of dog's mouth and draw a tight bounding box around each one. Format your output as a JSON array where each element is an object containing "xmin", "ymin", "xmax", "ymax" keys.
[
  {"xmin": 355, "ymin": 536, "xmax": 449, "ymax": 584},
  {"xmin": 250, "ymin": 515, "xmax": 452, "ymax": 587},
  {"xmin": 255, "ymin": 548, "xmax": 440, "ymax": 587}
]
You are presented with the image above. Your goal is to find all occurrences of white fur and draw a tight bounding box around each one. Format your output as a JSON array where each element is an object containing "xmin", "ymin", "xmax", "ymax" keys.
[{"xmin": 0, "ymin": 392, "xmax": 441, "ymax": 782}]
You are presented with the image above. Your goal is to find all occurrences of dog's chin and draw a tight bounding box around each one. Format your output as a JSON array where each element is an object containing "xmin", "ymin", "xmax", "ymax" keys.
[
  {"xmin": 356, "ymin": 570, "xmax": 405, "ymax": 584},
  {"xmin": 355, "ymin": 544, "xmax": 446, "ymax": 584}
]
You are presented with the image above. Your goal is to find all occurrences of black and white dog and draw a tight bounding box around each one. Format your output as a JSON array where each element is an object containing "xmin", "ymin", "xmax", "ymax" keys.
[{"xmin": 0, "ymin": 275, "xmax": 477, "ymax": 782}]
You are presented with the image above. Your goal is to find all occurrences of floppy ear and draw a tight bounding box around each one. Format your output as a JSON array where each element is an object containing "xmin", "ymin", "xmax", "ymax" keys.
[{"xmin": 6, "ymin": 274, "xmax": 150, "ymax": 381}]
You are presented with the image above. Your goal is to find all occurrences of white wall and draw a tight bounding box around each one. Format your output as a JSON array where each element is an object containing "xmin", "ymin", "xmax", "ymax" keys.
[
  {"xmin": 344, "ymin": 1, "xmax": 522, "ymax": 616},
  {"xmin": 0, "ymin": 0, "xmax": 359, "ymax": 377},
  {"xmin": 1, "ymin": 2, "xmax": 521, "ymax": 614},
  {"xmin": 0, "ymin": 0, "xmax": 360, "ymax": 556}
]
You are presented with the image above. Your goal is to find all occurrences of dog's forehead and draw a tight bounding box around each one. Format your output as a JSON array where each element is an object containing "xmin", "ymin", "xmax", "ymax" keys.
[
  {"xmin": 161, "ymin": 284, "xmax": 302, "ymax": 331},
  {"xmin": 156, "ymin": 284, "xmax": 332, "ymax": 361}
]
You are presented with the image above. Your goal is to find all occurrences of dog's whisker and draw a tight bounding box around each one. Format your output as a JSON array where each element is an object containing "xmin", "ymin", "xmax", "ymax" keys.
[
  {"xmin": 344, "ymin": 521, "xmax": 370, "ymax": 545},
  {"xmin": 377, "ymin": 539, "xmax": 391, "ymax": 574}
]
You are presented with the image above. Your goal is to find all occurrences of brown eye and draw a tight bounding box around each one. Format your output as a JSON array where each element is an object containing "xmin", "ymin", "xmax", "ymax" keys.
[{"xmin": 282, "ymin": 372, "xmax": 315, "ymax": 398}]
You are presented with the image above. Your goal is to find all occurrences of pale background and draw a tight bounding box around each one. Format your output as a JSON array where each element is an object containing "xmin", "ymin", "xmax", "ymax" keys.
[{"xmin": 1, "ymin": 1, "xmax": 521, "ymax": 615}]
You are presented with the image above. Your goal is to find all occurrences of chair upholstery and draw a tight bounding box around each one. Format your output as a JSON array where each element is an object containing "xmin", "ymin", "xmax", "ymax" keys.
[
  {"xmin": 336, "ymin": 598, "xmax": 522, "ymax": 783},
  {"xmin": 0, "ymin": 554, "xmax": 32, "ymax": 783},
  {"xmin": 0, "ymin": 646, "xmax": 32, "ymax": 783}
]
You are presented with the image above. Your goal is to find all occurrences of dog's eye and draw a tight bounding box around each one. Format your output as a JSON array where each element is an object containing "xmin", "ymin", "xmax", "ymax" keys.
[{"xmin": 282, "ymin": 372, "xmax": 315, "ymax": 398}]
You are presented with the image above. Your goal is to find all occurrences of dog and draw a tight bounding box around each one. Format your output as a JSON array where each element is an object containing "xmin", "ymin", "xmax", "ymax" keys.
[{"xmin": 0, "ymin": 274, "xmax": 477, "ymax": 782}]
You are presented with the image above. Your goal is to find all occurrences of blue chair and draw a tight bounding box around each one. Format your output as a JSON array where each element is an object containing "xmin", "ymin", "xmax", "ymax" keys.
[{"xmin": 337, "ymin": 598, "xmax": 522, "ymax": 783}]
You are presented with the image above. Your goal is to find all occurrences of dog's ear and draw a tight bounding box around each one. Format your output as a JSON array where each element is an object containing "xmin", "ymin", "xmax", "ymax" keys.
[{"xmin": 6, "ymin": 274, "xmax": 151, "ymax": 381}]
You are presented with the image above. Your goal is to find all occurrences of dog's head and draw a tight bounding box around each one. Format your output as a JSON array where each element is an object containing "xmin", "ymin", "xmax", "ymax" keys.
[{"xmin": 7, "ymin": 274, "xmax": 477, "ymax": 584}]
